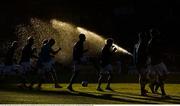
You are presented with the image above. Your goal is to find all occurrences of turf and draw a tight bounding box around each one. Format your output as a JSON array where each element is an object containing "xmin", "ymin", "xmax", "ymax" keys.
[{"xmin": 0, "ymin": 83, "xmax": 180, "ymax": 104}]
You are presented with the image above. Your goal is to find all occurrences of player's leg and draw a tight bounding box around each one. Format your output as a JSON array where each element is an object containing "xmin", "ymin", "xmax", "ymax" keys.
[
  {"xmin": 28, "ymin": 67, "xmax": 38, "ymax": 89},
  {"xmin": 139, "ymin": 74, "xmax": 148, "ymax": 96},
  {"xmin": 17, "ymin": 68, "xmax": 28, "ymax": 88},
  {"xmin": 149, "ymin": 71, "xmax": 158, "ymax": 94},
  {"xmin": 159, "ymin": 77, "xmax": 166, "ymax": 96},
  {"xmin": 50, "ymin": 67, "xmax": 62, "ymax": 88},
  {"xmin": 155, "ymin": 74, "xmax": 167, "ymax": 94},
  {"xmin": 105, "ymin": 64, "xmax": 113, "ymax": 90},
  {"xmin": 37, "ymin": 77, "xmax": 43, "ymax": 90},
  {"xmin": 97, "ymin": 72, "xmax": 103, "ymax": 91},
  {"xmin": 149, "ymin": 82, "xmax": 156, "ymax": 93},
  {"xmin": 106, "ymin": 72, "xmax": 113, "ymax": 90},
  {"xmin": 47, "ymin": 60, "xmax": 62, "ymax": 88},
  {"xmin": 36, "ymin": 68, "xmax": 47, "ymax": 90},
  {"xmin": 67, "ymin": 62, "xmax": 80, "ymax": 91},
  {"xmin": 18, "ymin": 63, "xmax": 30, "ymax": 88},
  {"xmin": 17, "ymin": 74, "xmax": 28, "ymax": 88},
  {"xmin": 67, "ymin": 70, "xmax": 79, "ymax": 91},
  {"xmin": 159, "ymin": 82, "xmax": 170, "ymax": 98},
  {"xmin": 155, "ymin": 84, "xmax": 160, "ymax": 93}
]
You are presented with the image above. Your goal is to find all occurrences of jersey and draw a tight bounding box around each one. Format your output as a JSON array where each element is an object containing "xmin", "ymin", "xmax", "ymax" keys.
[
  {"xmin": 73, "ymin": 41, "xmax": 84, "ymax": 62},
  {"xmin": 38, "ymin": 44, "xmax": 53, "ymax": 64},
  {"xmin": 20, "ymin": 44, "xmax": 34, "ymax": 63},
  {"xmin": 100, "ymin": 45, "xmax": 113, "ymax": 67}
]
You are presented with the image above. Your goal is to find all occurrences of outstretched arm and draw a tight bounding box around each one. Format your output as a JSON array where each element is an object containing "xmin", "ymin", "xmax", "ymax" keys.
[
  {"xmin": 51, "ymin": 47, "xmax": 61, "ymax": 55},
  {"xmin": 112, "ymin": 46, "xmax": 117, "ymax": 53}
]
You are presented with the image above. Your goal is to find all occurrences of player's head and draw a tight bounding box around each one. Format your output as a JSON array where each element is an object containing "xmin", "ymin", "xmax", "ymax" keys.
[
  {"xmin": 48, "ymin": 38, "xmax": 55, "ymax": 46},
  {"xmin": 79, "ymin": 33, "xmax": 86, "ymax": 42},
  {"xmin": 11, "ymin": 41, "xmax": 18, "ymax": 48},
  {"xmin": 27, "ymin": 36, "xmax": 34, "ymax": 45},
  {"xmin": 106, "ymin": 38, "xmax": 114, "ymax": 46},
  {"xmin": 42, "ymin": 39, "xmax": 48, "ymax": 45}
]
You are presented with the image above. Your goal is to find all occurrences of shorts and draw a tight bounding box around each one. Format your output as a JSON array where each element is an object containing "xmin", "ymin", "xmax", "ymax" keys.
[
  {"xmin": 145, "ymin": 65, "xmax": 158, "ymax": 82},
  {"xmin": 151, "ymin": 62, "xmax": 169, "ymax": 76},
  {"xmin": 72, "ymin": 56, "xmax": 88, "ymax": 72},
  {"xmin": 72, "ymin": 61, "xmax": 81, "ymax": 72},
  {"xmin": 100, "ymin": 64, "xmax": 113, "ymax": 75},
  {"xmin": 38, "ymin": 60, "xmax": 55, "ymax": 75},
  {"xmin": 80, "ymin": 56, "xmax": 88, "ymax": 63},
  {"xmin": 2, "ymin": 64, "xmax": 21, "ymax": 75},
  {"xmin": 20, "ymin": 62, "xmax": 32, "ymax": 74}
]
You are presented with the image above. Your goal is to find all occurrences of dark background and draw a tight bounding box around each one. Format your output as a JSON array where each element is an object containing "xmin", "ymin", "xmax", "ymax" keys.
[
  {"xmin": 0, "ymin": 0, "xmax": 180, "ymax": 83},
  {"xmin": 0, "ymin": 0, "xmax": 180, "ymax": 53}
]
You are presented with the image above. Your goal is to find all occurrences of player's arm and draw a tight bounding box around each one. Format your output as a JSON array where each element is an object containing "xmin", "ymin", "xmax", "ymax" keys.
[
  {"xmin": 112, "ymin": 46, "xmax": 117, "ymax": 53},
  {"xmin": 51, "ymin": 47, "xmax": 61, "ymax": 55},
  {"xmin": 83, "ymin": 49, "xmax": 88, "ymax": 53}
]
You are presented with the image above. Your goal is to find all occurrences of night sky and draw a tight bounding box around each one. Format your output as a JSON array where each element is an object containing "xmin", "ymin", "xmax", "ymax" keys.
[{"xmin": 0, "ymin": 0, "xmax": 180, "ymax": 52}]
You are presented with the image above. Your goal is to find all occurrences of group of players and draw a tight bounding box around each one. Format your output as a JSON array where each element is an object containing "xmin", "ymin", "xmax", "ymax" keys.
[
  {"xmin": 0, "ymin": 30, "xmax": 169, "ymax": 97},
  {"xmin": 1, "ymin": 37, "xmax": 62, "ymax": 89},
  {"xmin": 0, "ymin": 33, "xmax": 117, "ymax": 92},
  {"xmin": 134, "ymin": 28, "xmax": 169, "ymax": 97}
]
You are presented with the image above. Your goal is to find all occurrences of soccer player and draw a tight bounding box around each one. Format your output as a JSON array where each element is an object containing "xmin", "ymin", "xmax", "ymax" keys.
[
  {"xmin": 3, "ymin": 41, "xmax": 19, "ymax": 76},
  {"xmin": 97, "ymin": 38, "xmax": 117, "ymax": 91},
  {"xmin": 18, "ymin": 36, "xmax": 38, "ymax": 88},
  {"xmin": 148, "ymin": 29, "xmax": 169, "ymax": 97},
  {"xmin": 67, "ymin": 33, "xmax": 88, "ymax": 91},
  {"xmin": 37, "ymin": 38, "xmax": 62, "ymax": 89},
  {"xmin": 135, "ymin": 31, "xmax": 151, "ymax": 96}
]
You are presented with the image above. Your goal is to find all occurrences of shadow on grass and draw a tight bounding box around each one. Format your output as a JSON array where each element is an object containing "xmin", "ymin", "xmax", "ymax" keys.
[
  {"xmin": 108, "ymin": 90, "xmax": 180, "ymax": 104},
  {"xmin": 0, "ymin": 84, "xmax": 179, "ymax": 104}
]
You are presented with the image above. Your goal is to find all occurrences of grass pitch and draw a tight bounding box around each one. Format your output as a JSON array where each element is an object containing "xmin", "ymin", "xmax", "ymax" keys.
[{"xmin": 0, "ymin": 83, "xmax": 180, "ymax": 104}]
